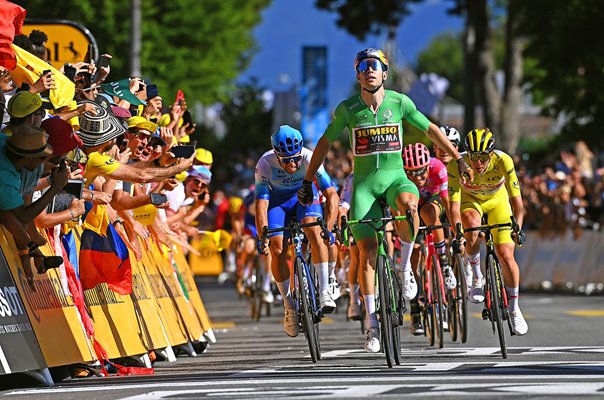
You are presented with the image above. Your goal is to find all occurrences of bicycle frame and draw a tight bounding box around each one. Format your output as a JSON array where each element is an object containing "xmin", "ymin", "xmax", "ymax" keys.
[
  {"xmin": 342, "ymin": 204, "xmax": 413, "ymax": 368},
  {"xmin": 262, "ymin": 218, "xmax": 329, "ymax": 363}
]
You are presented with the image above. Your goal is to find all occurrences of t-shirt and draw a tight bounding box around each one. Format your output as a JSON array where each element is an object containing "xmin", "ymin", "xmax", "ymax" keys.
[
  {"xmin": 447, "ymin": 150, "xmax": 521, "ymax": 202},
  {"xmin": 323, "ymin": 90, "xmax": 431, "ymax": 175},
  {"xmin": 0, "ymin": 146, "xmax": 23, "ymax": 210},
  {"xmin": 83, "ymin": 151, "xmax": 121, "ymax": 184},
  {"xmin": 0, "ymin": 133, "xmax": 44, "ymax": 196}
]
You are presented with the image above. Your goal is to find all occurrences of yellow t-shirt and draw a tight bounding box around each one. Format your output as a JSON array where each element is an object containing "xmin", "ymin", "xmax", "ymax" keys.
[
  {"xmin": 83, "ymin": 151, "xmax": 121, "ymax": 184},
  {"xmin": 447, "ymin": 150, "xmax": 521, "ymax": 202}
]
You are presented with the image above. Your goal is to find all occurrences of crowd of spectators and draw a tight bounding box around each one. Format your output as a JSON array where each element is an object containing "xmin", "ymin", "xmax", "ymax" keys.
[{"xmin": 0, "ymin": 26, "xmax": 223, "ymax": 289}]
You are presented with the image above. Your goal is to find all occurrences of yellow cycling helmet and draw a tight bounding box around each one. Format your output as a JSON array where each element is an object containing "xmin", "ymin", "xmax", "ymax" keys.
[
  {"xmin": 228, "ymin": 196, "xmax": 243, "ymax": 215},
  {"xmin": 464, "ymin": 128, "xmax": 495, "ymax": 153}
]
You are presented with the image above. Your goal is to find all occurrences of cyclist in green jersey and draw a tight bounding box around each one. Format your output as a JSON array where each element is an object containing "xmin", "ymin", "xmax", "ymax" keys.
[{"xmin": 298, "ymin": 48, "xmax": 473, "ymax": 353}]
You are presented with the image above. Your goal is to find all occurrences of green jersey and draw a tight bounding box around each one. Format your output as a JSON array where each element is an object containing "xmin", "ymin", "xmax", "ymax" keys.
[{"xmin": 324, "ymin": 90, "xmax": 430, "ymax": 175}]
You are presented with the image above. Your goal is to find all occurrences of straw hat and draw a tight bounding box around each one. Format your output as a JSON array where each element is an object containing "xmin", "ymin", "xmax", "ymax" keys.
[{"xmin": 6, "ymin": 124, "xmax": 53, "ymax": 157}]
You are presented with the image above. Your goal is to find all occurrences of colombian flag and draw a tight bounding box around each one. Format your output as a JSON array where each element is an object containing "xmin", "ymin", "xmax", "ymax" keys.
[{"xmin": 79, "ymin": 205, "xmax": 132, "ymax": 295}]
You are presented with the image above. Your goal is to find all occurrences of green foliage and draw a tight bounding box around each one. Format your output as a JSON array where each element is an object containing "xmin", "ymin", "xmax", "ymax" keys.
[
  {"xmin": 315, "ymin": 0, "xmax": 422, "ymax": 41},
  {"xmin": 517, "ymin": 0, "xmax": 604, "ymax": 145},
  {"xmin": 16, "ymin": 0, "xmax": 270, "ymax": 105},
  {"xmin": 415, "ymin": 32, "xmax": 464, "ymax": 101}
]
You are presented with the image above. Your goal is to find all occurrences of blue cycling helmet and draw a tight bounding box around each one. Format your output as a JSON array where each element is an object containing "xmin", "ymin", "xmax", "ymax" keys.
[{"xmin": 271, "ymin": 125, "xmax": 303, "ymax": 156}]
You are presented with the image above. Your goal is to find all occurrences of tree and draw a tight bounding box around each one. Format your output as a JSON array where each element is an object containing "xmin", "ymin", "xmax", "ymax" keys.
[
  {"xmin": 517, "ymin": 0, "xmax": 604, "ymax": 146},
  {"xmin": 315, "ymin": 0, "xmax": 423, "ymax": 42},
  {"xmin": 416, "ymin": 32, "xmax": 464, "ymax": 101},
  {"xmin": 15, "ymin": 0, "xmax": 270, "ymax": 105}
]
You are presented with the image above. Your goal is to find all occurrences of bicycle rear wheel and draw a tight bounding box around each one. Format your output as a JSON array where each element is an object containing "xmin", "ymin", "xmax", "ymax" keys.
[
  {"xmin": 250, "ymin": 259, "xmax": 262, "ymax": 321},
  {"xmin": 391, "ymin": 265, "xmax": 403, "ymax": 366},
  {"xmin": 487, "ymin": 254, "xmax": 507, "ymax": 359},
  {"xmin": 296, "ymin": 257, "xmax": 320, "ymax": 363},
  {"xmin": 431, "ymin": 254, "xmax": 444, "ymax": 349},
  {"xmin": 309, "ymin": 260, "xmax": 322, "ymax": 360},
  {"xmin": 377, "ymin": 254, "xmax": 395, "ymax": 368}
]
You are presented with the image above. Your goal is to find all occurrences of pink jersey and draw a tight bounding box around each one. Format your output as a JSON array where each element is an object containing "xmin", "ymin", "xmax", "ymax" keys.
[{"xmin": 418, "ymin": 157, "xmax": 448, "ymax": 205}]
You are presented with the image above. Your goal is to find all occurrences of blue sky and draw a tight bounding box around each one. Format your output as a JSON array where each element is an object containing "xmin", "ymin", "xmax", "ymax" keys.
[{"xmin": 240, "ymin": 0, "xmax": 463, "ymax": 111}]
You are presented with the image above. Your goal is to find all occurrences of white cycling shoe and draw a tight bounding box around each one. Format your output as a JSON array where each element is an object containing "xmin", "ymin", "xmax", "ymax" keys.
[
  {"xmin": 320, "ymin": 291, "xmax": 336, "ymax": 314},
  {"xmin": 510, "ymin": 309, "xmax": 529, "ymax": 336},
  {"xmin": 364, "ymin": 328, "xmax": 380, "ymax": 353},
  {"xmin": 402, "ymin": 270, "xmax": 418, "ymax": 300},
  {"xmin": 470, "ymin": 278, "xmax": 485, "ymax": 303},
  {"xmin": 442, "ymin": 265, "xmax": 457, "ymax": 290}
]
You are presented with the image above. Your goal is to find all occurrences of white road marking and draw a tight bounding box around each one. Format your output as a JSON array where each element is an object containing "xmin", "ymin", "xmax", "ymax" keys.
[{"xmin": 0, "ymin": 345, "xmax": 11, "ymax": 374}]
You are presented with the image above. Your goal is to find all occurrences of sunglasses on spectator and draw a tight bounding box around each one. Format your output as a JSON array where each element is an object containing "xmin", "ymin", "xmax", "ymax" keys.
[
  {"xmin": 128, "ymin": 129, "xmax": 151, "ymax": 138},
  {"xmin": 406, "ymin": 167, "xmax": 428, "ymax": 177},
  {"xmin": 468, "ymin": 152, "xmax": 491, "ymax": 162},
  {"xmin": 278, "ymin": 154, "xmax": 302, "ymax": 164},
  {"xmin": 191, "ymin": 178, "xmax": 208, "ymax": 187},
  {"xmin": 357, "ymin": 59, "xmax": 383, "ymax": 73}
]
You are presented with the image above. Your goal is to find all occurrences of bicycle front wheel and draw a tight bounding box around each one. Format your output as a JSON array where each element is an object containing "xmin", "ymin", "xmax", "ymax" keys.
[
  {"xmin": 452, "ymin": 253, "xmax": 468, "ymax": 343},
  {"xmin": 250, "ymin": 259, "xmax": 262, "ymax": 321},
  {"xmin": 488, "ymin": 254, "xmax": 507, "ymax": 359},
  {"xmin": 431, "ymin": 254, "xmax": 444, "ymax": 349},
  {"xmin": 377, "ymin": 254, "xmax": 395, "ymax": 368},
  {"xmin": 391, "ymin": 263, "xmax": 403, "ymax": 366},
  {"xmin": 296, "ymin": 257, "xmax": 320, "ymax": 363}
]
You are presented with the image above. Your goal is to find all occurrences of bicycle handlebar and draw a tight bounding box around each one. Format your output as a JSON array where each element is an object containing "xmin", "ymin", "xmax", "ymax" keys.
[
  {"xmin": 261, "ymin": 218, "xmax": 329, "ymax": 242},
  {"xmin": 340, "ymin": 210, "xmax": 413, "ymax": 247},
  {"xmin": 417, "ymin": 223, "xmax": 450, "ymax": 234},
  {"xmin": 460, "ymin": 215, "xmax": 520, "ymax": 235}
]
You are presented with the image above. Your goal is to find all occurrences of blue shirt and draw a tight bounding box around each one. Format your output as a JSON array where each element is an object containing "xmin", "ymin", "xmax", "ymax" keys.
[
  {"xmin": 0, "ymin": 146, "xmax": 24, "ymax": 210},
  {"xmin": 0, "ymin": 133, "xmax": 44, "ymax": 197}
]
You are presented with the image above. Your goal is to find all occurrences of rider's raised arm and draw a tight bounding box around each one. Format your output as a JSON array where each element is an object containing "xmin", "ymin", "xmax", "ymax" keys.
[{"xmin": 254, "ymin": 158, "xmax": 271, "ymax": 234}]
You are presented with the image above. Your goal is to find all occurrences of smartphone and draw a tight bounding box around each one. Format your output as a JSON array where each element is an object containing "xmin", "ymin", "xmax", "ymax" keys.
[
  {"xmin": 170, "ymin": 145, "xmax": 195, "ymax": 159},
  {"xmin": 119, "ymin": 138, "xmax": 129, "ymax": 152},
  {"xmin": 85, "ymin": 44, "xmax": 93, "ymax": 64},
  {"xmin": 98, "ymin": 54, "xmax": 110, "ymax": 69},
  {"xmin": 64, "ymin": 65, "xmax": 77, "ymax": 82},
  {"xmin": 182, "ymin": 110, "xmax": 193, "ymax": 127},
  {"xmin": 150, "ymin": 193, "xmax": 168, "ymax": 206},
  {"xmin": 175, "ymin": 89, "xmax": 185, "ymax": 106},
  {"xmin": 63, "ymin": 179, "xmax": 84, "ymax": 200},
  {"xmin": 40, "ymin": 69, "xmax": 51, "ymax": 98}
]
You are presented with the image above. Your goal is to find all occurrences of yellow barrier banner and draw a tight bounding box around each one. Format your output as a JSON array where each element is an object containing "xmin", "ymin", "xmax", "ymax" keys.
[
  {"xmin": 138, "ymin": 240, "xmax": 189, "ymax": 347},
  {"xmin": 148, "ymin": 243, "xmax": 205, "ymax": 342},
  {"xmin": 171, "ymin": 245, "xmax": 214, "ymax": 334},
  {"xmin": 189, "ymin": 232, "xmax": 225, "ymax": 276},
  {"xmin": 0, "ymin": 228, "xmax": 95, "ymax": 367}
]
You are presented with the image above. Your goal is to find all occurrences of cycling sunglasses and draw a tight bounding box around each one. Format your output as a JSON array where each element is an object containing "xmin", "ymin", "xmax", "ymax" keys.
[
  {"xmin": 468, "ymin": 152, "xmax": 491, "ymax": 162},
  {"xmin": 357, "ymin": 59, "xmax": 383, "ymax": 73},
  {"xmin": 278, "ymin": 154, "xmax": 302, "ymax": 164},
  {"xmin": 406, "ymin": 167, "xmax": 428, "ymax": 177}
]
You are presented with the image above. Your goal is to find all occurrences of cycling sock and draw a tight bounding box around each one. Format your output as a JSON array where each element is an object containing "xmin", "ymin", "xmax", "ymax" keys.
[
  {"xmin": 464, "ymin": 255, "xmax": 473, "ymax": 281},
  {"xmin": 262, "ymin": 272, "xmax": 272, "ymax": 292},
  {"xmin": 316, "ymin": 262, "xmax": 329, "ymax": 294},
  {"xmin": 328, "ymin": 261, "xmax": 336, "ymax": 279},
  {"xmin": 435, "ymin": 240, "xmax": 447, "ymax": 255},
  {"xmin": 467, "ymin": 252, "xmax": 483, "ymax": 281},
  {"xmin": 276, "ymin": 279, "xmax": 294, "ymax": 309},
  {"xmin": 363, "ymin": 294, "xmax": 378, "ymax": 329},
  {"xmin": 400, "ymin": 240, "xmax": 414, "ymax": 273},
  {"xmin": 506, "ymin": 286, "xmax": 519, "ymax": 311}
]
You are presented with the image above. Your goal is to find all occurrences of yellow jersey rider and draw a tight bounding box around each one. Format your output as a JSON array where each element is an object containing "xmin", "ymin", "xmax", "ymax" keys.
[{"xmin": 447, "ymin": 128, "xmax": 528, "ymax": 336}]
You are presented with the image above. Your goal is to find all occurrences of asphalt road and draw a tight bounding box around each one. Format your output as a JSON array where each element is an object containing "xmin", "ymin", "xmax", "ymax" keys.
[{"xmin": 2, "ymin": 277, "xmax": 603, "ymax": 399}]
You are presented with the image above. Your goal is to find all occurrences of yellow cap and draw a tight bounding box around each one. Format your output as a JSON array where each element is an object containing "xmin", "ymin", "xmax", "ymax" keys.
[
  {"xmin": 195, "ymin": 147, "xmax": 213, "ymax": 164},
  {"xmin": 158, "ymin": 113, "xmax": 171, "ymax": 127},
  {"xmin": 127, "ymin": 116, "xmax": 157, "ymax": 132},
  {"xmin": 179, "ymin": 134, "xmax": 190, "ymax": 143}
]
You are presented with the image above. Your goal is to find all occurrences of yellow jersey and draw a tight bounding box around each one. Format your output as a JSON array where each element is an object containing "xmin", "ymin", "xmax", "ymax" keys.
[{"xmin": 447, "ymin": 150, "xmax": 521, "ymax": 202}]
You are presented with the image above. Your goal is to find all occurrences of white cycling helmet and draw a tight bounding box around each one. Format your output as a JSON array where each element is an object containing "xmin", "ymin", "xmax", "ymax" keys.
[{"xmin": 439, "ymin": 126, "xmax": 461, "ymax": 146}]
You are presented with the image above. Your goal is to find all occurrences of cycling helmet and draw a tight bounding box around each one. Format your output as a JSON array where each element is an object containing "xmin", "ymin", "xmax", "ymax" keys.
[
  {"xmin": 464, "ymin": 128, "xmax": 495, "ymax": 153},
  {"xmin": 402, "ymin": 143, "xmax": 431, "ymax": 170},
  {"xmin": 271, "ymin": 125, "xmax": 303, "ymax": 157},
  {"xmin": 354, "ymin": 48, "xmax": 389, "ymax": 72},
  {"xmin": 439, "ymin": 126, "xmax": 461, "ymax": 145}
]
